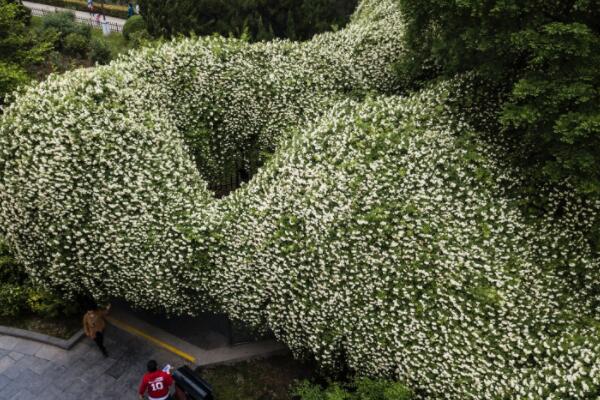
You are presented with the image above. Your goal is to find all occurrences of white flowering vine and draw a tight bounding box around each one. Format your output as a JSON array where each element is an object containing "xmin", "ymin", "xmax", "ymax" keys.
[{"xmin": 1, "ymin": 0, "xmax": 599, "ymax": 398}]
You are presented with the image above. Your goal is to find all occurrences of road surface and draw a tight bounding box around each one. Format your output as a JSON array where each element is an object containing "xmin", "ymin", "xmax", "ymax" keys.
[{"xmin": 23, "ymin": 1, "xmax": 126, "ymax": 30}]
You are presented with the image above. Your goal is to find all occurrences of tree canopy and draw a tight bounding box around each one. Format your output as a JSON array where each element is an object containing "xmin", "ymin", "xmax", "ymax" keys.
[
  {"xmin": 139, "ymin": 0, "xmax": 357, "ymax": 41},
  {"xmin": 397, "ymin": 0, "xmax": 600, "ymax": 196},
  {"xmin": 0, "ymin": 0, "xmax": 51, "ymax": 106}
]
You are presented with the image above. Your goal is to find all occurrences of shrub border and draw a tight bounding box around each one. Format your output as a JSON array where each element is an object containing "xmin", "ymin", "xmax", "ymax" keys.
[{"xmin": 0, "ymin": 324, "xmax": 84, "ymax": 349}]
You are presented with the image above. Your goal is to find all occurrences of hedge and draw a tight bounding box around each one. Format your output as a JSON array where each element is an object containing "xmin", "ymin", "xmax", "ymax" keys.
[{"xmin": 1, "ymin": 0, "xmax": 600, "ymax": 398}]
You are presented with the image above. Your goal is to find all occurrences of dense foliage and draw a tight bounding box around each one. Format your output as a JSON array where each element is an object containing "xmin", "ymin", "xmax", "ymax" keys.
[
  {"xmin": 123, "ymin": 14, "xmax": 146, "ymax": 40},
  {"xmin": 1, "ymin": 0, "xmax": 600, "ymax": 398},
  {"xmin": 0, "ymin": 238, "xmax": 80, "ymax": 318},
  {"xmin": 0, "ymin": 0, "xmax": 403, "ymax": 312},
  {"xmin": 293, "ymin": 378, "xmax": 413, "ymax": 400},
  {"xmin": 0, "ymin": 0, "xmax": 51, "ymax": 106},
  {"xmin": 139, "ymin": 0, "xmax": 357, "ymax": 41},
  {"xmin": 397, "ymin": 0, "xmax": 600, "ymax": 196}
]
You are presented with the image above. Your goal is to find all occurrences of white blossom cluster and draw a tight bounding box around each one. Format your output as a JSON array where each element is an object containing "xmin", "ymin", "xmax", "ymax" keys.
[
  {"xmin": 201, "ymin": 83, "xmax": 600, "ymax": 398},
  {"xmin": 0, "ymin": 0, "xmax": 404, "ymax": 309},
  {"xmin": 1, "ymin": 0, "xmax": 600, "ymax": 398},
  {"xmin": 118, "ymin": 0, "xmax": 404, "ymax": 184},
  {"xmin": 0, "ymin": 68, "xmax": 213, "ymax": 312}
]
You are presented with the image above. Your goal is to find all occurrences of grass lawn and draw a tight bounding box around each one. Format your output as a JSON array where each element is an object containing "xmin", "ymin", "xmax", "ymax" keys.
[{"xmin": 196, "ymin": 354, "xmax": 315, "ymax": 400}]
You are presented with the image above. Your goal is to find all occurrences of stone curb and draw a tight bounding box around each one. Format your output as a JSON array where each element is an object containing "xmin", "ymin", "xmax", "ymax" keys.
[{"xmin": 0, "ymin": 325, "xmax": 84, "ymax": 350}]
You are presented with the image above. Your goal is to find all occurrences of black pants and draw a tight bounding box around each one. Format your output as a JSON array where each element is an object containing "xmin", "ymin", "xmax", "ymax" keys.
[{"xmin": 94, "ymin": 331, "xmax": 108, "ymax": 356}]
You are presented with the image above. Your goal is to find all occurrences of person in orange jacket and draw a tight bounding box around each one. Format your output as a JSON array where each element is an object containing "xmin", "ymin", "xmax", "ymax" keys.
[{"xmin": 83, "ymin": 303, "xmax": 111, "ymax": 357}]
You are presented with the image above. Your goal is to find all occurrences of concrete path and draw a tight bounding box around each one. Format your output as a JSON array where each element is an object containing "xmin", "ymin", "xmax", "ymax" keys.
[
  {"xmin": 0, "ymin": 325, "xmax": 187, "ymax": 400},
  {"xmin": 23, "ymin": 1, "xmax": 126, "ymax": 28},
  {"xmin": 109, "ymin": 306, "xmax": 289, "ymax": 367}
]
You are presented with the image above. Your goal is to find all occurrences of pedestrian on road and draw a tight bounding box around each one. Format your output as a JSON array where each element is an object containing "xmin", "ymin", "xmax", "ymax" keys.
[
  {"xmin": 139, "ymin": 360, "xmax": 174, "ymax": 400},
  {"xmin": 135, "ymin": 2, "xmax": 140, "ymax": 14},
  {"xmin": 101, "ymin": 15, "xmax": 111, "ymax": 36},
  {"xmin": 83, "ymin": 303, "xmax": 111, "ymax": 357},
  {"xmin": 128, "ymin": 2, "xmax": 134, "ymax": 18}
]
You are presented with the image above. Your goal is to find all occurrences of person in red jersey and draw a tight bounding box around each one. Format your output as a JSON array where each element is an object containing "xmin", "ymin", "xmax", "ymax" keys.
[{"xmin": 139, "ymin": 360, "xmax": 173, "ymax": 400}]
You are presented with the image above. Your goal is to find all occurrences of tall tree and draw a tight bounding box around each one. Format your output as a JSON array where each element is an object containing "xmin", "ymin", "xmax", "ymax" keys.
[
  {"xmin": 398, "ymin": 0, "xmax": 600, "ymax": 195},
  {"xmin": 139, "ymin": 0, "xmax": 357, "ymax": 41},
  {"xmin": 0, "ymin": 0, "xmax": 51, "ymax": 106}
]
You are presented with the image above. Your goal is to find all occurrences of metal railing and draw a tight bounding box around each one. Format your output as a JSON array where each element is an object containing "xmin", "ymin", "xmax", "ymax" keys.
[{"xmin": 28, "ymin": 6, "xmax": 123, "ymax": 32}]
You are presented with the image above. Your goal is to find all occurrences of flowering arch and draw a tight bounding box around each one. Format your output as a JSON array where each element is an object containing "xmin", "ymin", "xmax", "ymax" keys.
[{"xmin": 1, "ymin": 0, "xmax": 600, "ymax": 398}]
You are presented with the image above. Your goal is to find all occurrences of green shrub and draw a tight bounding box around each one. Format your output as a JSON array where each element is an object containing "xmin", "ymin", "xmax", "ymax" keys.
[
  {"xmin": 0, "ymin": 284, "xmax": 25, "ymax": 318},
  {"xmin": 90, "ymin": 37, "xmax": 112, "ymax": 65},
  {"xmin": 42, "ymin": 11, "xmax": 91, "ymax": 44},
  {"xmin": 139, "ymin": 0, "xmax": 357, "ymax": 41},
  {"xmin": 0, "ymin": 238, "xmax": 27, "ymax": 285},
  {"xmin": 0, "ymin": 62, "xmax": 29, "ymax": 105},
  {"xmin": 63, "ymin": 32, "xmax": 89, "ymax": 57},
  {"xmin": 26, "ymin": 287, "xmax": 80, "ymax": 319},
  {"xmin": 123, "ymin": 14, "xmax": 147, "ymax": 40},
  {"xmin": 7, "ymin": 0, "xmax": 31, "ymax": 25},
  {"xmin": 0, "ymin": 0, "xmax": 52, "ymax": 106},
  {"xmin": 355, "ymin": 378, "xmax": 414, "ymax": 400},
  {"xmin": 293, "ymin": 379, "xmax": 414, "ymax": 400},
  {"xmin": 128, "ymin": 29, "xmax": 151, "ymax": 48}
]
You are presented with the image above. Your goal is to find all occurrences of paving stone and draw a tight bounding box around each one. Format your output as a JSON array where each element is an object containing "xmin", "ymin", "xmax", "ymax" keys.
[
  {"xmin": 42, "ymin": 363, "xmax": 67, "ymax": 381},
  {"xmin": 7, "ymin": 352, "xmax": 24, "ymax": 361},
  {"xmin": 0, "ymin": 380, "xmax": 23, "ymax": 399},
  {"xmin": 0, "ymin": 326, "xmax": 186, "ymax": 399},
  {"xmin": 11, "ymin": 367, "xmax": 37, "ymax": 388},
  {"xmin": 0, "ymin": 356, "xmax": 15, "ymax": 374},
  {"xmin": 27, "ymin": 373, "xmax": 54, "ymax": 395},
  {"xmin": 34, "ymin": 345, "xmax": 66, "ymax": 362},
  {"xmin": 88, "ymin": 372, "xmax": 117, "ymax": 392},
  {"xmin": 0, "ymin": 336, "xmax": 20, "ymax": 352},
  {"xmin": 52, "ymin": 371, "xmax": 81, "ymax": 391},
  {"xmin": 60, "ymin": 392, "xmax": 82, "ymax": 400},
  {"xmin": 35, "ymin": 384, "xmax": 64, "ymax": 400},
  {"xmin": 11, "ymin": 389, "xmax": 35, "ymax": 400},
  {"xmin": 13, "ymin": 355, "xmax": 38, "ymax": 371},
  {"xmin": 64, "ymin": 377, "xmax": 89, "ymax": 395},
  {"xmin": 3, "ymin": 365, "xmax": 26, "ymax": 380},
  {"xmin": 29, "ymin": 357, "xmax": 52, "ymax": 375},
  {"xmin": 12, "ymin": 340, "xmax": 42, "ymax": 356},
  {"xmin": 0, "ymin": 375, "xmax": 10, "ymax": 391}
]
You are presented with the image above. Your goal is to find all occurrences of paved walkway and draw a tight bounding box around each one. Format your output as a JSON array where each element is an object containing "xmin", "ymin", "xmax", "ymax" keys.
[
  {"xmin": 110, "ymin": 306, "xmax": 288, "ymax": 366},
  {"xmin": 23, "ymin": 1, "xmax": 126, "ymax": 28},
  {"xmin": 0, "ymin": 325, "xmax": 187, "ymax": 400}
]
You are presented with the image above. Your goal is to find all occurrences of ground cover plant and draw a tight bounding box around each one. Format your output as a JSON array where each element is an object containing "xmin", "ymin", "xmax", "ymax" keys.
[
  {"xmin": 197, "ymin": 354, "xmax": 313, "ymax": 400},
  {"xmin": 0, "ymin": 238, "xmax": 82, "ymax": 338},
  {"xmin": 1, "ymin": 0, "xmax": 600, "ymax": 398}
]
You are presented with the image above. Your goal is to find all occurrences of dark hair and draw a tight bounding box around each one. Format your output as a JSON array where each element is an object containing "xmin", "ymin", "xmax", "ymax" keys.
[{"xmin": 147, "ymin": 360, "xmax": 157, "ymax": 372}]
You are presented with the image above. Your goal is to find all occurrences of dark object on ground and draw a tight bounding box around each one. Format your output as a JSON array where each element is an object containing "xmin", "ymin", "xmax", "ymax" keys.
[
  {"xmin": 173, "ymin": 365, "xmax": 214, "ymax": 400},
  {"xmin": 94, "ymin": 330, "xmax": 108, "ymax": 357}
]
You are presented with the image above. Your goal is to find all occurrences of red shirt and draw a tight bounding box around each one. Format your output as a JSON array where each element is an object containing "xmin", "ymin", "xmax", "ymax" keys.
[{"xmin": 139, "ymin": 371, "xmax": 173, "ymax": 399}]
